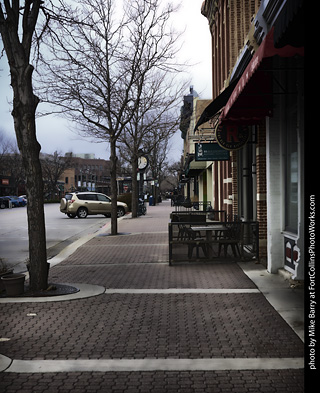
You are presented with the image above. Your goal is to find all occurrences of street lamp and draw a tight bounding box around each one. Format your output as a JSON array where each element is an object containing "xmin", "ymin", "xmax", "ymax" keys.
[{"xmin": 137, "ymin": 153, "xmax": 149, "ymax": 211}]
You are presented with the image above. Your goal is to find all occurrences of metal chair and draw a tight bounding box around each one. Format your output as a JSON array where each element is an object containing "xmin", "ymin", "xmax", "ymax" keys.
[
  {"xmin": 183, "ymin": 226, "xmax": 208, "ymax": 259},
  {"xmin": 218, "ymin": 222, "xmax": 242, "ymax": 258}
]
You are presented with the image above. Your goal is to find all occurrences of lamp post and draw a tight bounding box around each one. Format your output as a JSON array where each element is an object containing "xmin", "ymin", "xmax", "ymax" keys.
[{"xmin": 137, "ymin": 154, "xmax": 149, "ymax": 211}]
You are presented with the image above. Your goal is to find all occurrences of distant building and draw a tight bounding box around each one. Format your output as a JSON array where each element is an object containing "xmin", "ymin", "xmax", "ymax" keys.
[
  {"xmin": 65, "ymin": 153, "xmax": 96, "ymax": 160},
  {"xmin": 59, "ymin": 154, "xmax": 112, "ymax": 195}
]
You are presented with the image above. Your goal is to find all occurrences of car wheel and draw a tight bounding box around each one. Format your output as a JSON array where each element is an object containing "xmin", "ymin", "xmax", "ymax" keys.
[
  {"xmin": 77, "ymin": 207, "xmax": 88, "ymax": 218},
  {"xmin": 117, "ymin": 207, "xmax": 125, "ymax": 217},
  {"xmin": 67, "ymin": 213, "xmax": 76, "ymax": 218}
]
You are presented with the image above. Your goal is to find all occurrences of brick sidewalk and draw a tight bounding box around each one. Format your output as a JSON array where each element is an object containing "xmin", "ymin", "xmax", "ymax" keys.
[{"xmin": 0, "ymin": 200, "xmax": 305, "ymax": 392}]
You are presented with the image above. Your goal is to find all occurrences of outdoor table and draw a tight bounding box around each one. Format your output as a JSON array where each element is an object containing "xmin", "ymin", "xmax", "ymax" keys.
[{"xmin": 191, "ymin": 225, "xmax": 228, "ymax": 258}]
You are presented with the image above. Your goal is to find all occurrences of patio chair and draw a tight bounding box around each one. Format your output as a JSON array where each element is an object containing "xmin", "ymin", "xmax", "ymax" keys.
[
  {"xmin": 218, "ymin": 222, "xmax": 243, "ymax": 258},
  {"xmin": 183, "ymin": 226, "xmax": 208, "ymax": 259}
]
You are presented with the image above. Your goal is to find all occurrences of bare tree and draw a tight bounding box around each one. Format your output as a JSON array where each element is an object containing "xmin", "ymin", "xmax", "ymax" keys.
[
  {"xmin": 160, "ymin": 159, "xmax": 182, "ymax": 193},
  {"xmin": 37, "ymin": 0, "xmax": 186, "ymax": 233},
  {"xmin": 0, "ymin": 130, "xmax": 24, "ymax": 195},
  {"xmin": 117, "ymin": 76, "xmax": 185, "ymax": 216},
  {"xmin": 0, "ymin": 1, "xmax": 48, "ymax": 290},
  {"xmin": 0, "ymin": 129, "xmax": 16, "ymax": 167},
  {"xmin": 147, "ymin": 135, "xmax": 171, "ymax": 201},
  {"xmin": 41, "ymin": 151, "xmax": 71, "ymax": 199}
]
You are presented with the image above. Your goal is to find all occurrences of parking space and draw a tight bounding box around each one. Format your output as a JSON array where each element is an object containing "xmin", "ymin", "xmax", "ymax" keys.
[{"xmin": 0, "ymin": 204, "xmax": 109, "ymax": 270}]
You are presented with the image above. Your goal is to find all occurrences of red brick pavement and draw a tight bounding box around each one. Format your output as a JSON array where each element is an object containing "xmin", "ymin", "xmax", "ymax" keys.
[{"xmin": 0, "ymin": 369, "xmax": 304, "ymax": 393}]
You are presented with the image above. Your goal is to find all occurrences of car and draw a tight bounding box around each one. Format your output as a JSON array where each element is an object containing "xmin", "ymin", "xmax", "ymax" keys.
[
  {"xmin": 15, "ymin": 196, "xmax": 27, "ymax": 206},
  {"xmin": 0, "ymin": 197, "xmax": 10, "ymax": 209},
  {"xmin": 19, "ymin": 195, "xmax": 27, "ymax": 204},
  {"xmin": 60, "ymin": 191, "xmax": 128, "ymax": 219},
  {"xmin": 4, "ymin": 196, "xmax": 20, "ymax": 207},
  {"xmin": 9, "ymin": 196, "xmax": 26, "ymax": 207}
]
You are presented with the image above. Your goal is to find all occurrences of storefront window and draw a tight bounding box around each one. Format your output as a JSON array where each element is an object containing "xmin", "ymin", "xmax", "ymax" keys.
[
  {"xmin": 284, "ymin": 67, "xmax": 298, "ymax": 233},
  {"xmin": 285, "ymin": 131, "xmax": 298, "ymax": 233},
  {"xmin": 237, "ymin": 130, "xmax": 256, "ymax": 221}
]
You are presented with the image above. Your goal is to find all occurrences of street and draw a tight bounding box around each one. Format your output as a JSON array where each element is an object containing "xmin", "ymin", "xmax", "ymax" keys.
[{"xmin": 0, "ymin": 203, "xmax": 109, "ymax": 272}]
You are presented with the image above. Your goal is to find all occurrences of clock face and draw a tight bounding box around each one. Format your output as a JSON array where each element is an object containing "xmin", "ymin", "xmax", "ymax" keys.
[{"xmin": 138, "ymin": 156, "xmax": 148, "ymax": 170}]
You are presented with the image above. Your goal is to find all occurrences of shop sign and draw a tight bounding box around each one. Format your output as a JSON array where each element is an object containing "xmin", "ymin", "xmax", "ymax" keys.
[
  {"xmin": 215, "ymin": 124, "xmax": 250, "ymax": 150},
  {"xmin": 1, "ymin": 179, "xmax": 9, "ymax": 185},
  {"xmin": 195, "ymin": 143, "xmax": 230, "ymax": 161}
]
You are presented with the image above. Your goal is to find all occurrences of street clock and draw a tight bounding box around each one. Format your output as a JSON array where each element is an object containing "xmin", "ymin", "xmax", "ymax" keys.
[{"xmin": 138, "ymin": 155, "xmax": 148, "ymax": 170}]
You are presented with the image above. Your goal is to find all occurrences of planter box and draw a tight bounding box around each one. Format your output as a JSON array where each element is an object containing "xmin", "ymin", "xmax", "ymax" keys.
[
  {"xmin": 0, "ymin": 270, "xmax": 14, "ymax": 292},
  {"xmin": 1, "ymin": 273, "xmax": 25, "ymax": 296}
]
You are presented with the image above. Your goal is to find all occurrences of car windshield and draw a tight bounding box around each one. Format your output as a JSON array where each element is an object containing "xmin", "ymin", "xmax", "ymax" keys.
[{"xmin": 65, "ymin": 194, "xmax": 73, "ymax": 200}]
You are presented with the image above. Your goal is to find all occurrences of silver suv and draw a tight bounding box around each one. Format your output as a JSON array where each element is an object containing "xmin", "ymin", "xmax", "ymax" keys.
[{"xmin": 60, "ymin": 192, "xmax": 128, "ymax": 218}]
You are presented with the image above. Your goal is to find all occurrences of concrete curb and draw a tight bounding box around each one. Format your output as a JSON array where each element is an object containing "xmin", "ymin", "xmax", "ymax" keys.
[{"xmin": 2, "ymin": 357, "xmax": 304, "ymax": 373}]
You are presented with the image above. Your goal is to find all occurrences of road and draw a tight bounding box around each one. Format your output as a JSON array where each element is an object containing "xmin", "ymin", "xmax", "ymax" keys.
[{"xmin": 0, "ymin": 204, "xmax": 110, "ymax": 272}]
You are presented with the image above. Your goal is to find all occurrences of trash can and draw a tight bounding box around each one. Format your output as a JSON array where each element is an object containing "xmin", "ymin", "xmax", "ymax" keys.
[{"xmin": 149, "ymin": 195, "xmax": 154, "ymax": 206}]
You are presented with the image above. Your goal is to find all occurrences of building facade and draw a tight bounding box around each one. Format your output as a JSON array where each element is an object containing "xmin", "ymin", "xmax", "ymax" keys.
[
  {"xmin": 180, "ymin": 87, "xmax": 212, "ymax": 204},
  {"xmin": 180, "ymin": 0, "xmax": 304, "ymax": 279},
  {"xmin": 59, "ymin": 154, "xmax": 112, "ymax": 195}
]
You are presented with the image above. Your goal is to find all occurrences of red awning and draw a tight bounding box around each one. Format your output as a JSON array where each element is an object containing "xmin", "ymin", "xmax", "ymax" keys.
[{"xmin": 220, "ymin": 27, "xmax": 304, "ymax": 125}]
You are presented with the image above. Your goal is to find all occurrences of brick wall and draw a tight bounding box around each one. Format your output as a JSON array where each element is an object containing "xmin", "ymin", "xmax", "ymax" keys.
[
  {"xmin": 203, "ymin": 0, "xmax": 265, "ymax": 249},
  {"xmin": 228, "ymin": 0, "xmax": 261, "ymax": 90},
  {"xmin": 204, "ymin": 0, "xmax": 261, "ymax": 95}
]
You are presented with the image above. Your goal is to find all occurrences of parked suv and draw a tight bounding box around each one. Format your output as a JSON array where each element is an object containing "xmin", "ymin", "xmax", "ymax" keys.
[{"xmin": 60, "ymin": 192, "xmax": 128, "ymax": 219}]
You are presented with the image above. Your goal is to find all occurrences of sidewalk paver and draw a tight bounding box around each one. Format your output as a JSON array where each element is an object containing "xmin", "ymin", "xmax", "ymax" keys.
[
  {"xmin": 51, "ymin": 262, "xmax": 258, "ymax": 289},
  {"xmin": 0, "ymin": 369, "xmax": 305, "ymax": 393},
  {"xmin": 0, "ymin": 292, "xmax": 303, "ymax": 360},
  {"xmin": 0, "ymin": 200, "xmax": 305, "ymax": 392}
]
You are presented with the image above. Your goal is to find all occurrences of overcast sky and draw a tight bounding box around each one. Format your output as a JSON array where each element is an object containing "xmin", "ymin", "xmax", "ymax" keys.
[{"xmin": 0, "ymin": 0, "xmax": 212, "ymax": 162}]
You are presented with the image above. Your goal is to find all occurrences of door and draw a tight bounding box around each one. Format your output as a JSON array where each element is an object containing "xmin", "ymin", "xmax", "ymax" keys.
[
  {"xmin": 238, "ymin": 129, "xmax": 257, "ymax": 221},
  {"xmin": 96, "ymin": 193, "xmax": 112, "ymax": 214},
  {"xmin": 79, "ymin": 193, "xmax": 99, "ymax": 213}
]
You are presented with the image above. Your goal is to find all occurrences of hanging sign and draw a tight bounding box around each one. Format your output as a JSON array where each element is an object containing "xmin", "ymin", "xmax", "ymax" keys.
[
  {"xmin": 215, "ymin": 124, "xmax": 250, "ymax": 150},
  {"xmin": 195, "ymin": 143, "xmax": 230, "ymax": 161}
]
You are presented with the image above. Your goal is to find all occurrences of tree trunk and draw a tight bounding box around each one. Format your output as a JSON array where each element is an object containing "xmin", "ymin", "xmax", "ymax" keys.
[
  {"xmin": 110, "ymin": 137, "xmax": 118, "ymax": 235},
  {"xmin": 131, "ymin": 157, "xmax": 138, "ymax": 218},
  {"xmin": 26, "ymin": 157, "xmax": 48, "ymax": 291},
  {"xmin": 11, "ymin": 64, "xmax": 48, "ymax": 291}
]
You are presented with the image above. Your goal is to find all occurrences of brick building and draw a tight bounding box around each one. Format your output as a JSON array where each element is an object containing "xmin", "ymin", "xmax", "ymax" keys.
[
  {"xmin": 59, "ymin": 154, "xmax": 112, "ymax": 195},
  {"xmin": 180, "ymin": 0, "xmax": 304, "ymax": 279}
]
